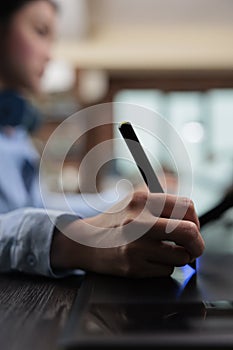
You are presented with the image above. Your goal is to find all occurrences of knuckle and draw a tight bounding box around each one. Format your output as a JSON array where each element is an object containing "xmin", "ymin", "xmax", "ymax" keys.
[
  {"xmin": 184, "ymin": 221, "xmax": 199, "ymax": 241},
  {"xmin": 196, "ymin": 237, "xmax": 205, "ymax": 256},
  {"xmin": 122, "ymin": 215, "xmax": 135, "ymax": 226},
  {"xmin": 128, "ymin": 191, "xmax": 148, "ymax": 210},
  {"xmin": 188, "ymin": 200, "xmax": 197, "ymax": 218},
  {"xmin": 118, "ymin": 244, "xmax": 135, "ymax": 277},
  {"xmin": 181, "ymin": 197, "xmax": 195, "ymax": 211},
  {"xmin": 189, "ymin": 199, "xmax": 195, "ymax": 210}
]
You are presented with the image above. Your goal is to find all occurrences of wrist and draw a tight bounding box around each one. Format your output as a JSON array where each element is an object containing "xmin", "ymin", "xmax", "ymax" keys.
[{"xmin": 50, "ymin": 224, "xmax": 98, "ymax": 272}]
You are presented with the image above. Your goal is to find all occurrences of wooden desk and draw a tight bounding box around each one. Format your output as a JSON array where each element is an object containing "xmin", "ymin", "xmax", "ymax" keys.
[{"xmin": 0, "ymin": 273, "xmax": 83, "ymax": 350}]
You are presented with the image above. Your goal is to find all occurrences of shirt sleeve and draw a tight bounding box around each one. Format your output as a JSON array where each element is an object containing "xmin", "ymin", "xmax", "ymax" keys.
[{"xmin": 0, "ymin": 207, "xmax": 84, "ymax": 278}]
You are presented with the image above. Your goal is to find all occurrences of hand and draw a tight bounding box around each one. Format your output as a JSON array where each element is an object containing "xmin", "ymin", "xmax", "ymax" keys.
[{"xmin": 51, "ymin": 191, "xmax": 204, "ymax": 278}]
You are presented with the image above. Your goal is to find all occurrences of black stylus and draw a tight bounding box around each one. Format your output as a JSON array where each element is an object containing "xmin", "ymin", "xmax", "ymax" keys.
[{"xmin": 119, "ymin": 121, "xmax": 196, "ymax": 270}]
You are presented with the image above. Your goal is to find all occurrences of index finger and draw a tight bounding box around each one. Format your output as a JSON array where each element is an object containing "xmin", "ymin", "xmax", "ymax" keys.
[
  {"xmin": 147, "ymin": 193, "xmax": 200, "ymax": 230},
  {"xmin": 146, "ymin": 216, "xmax": 204, "ymax": 258}
]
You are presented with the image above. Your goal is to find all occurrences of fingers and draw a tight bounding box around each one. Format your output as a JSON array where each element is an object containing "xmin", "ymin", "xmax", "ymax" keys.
[
  {"xmin": 117, "ymin": 230, "xmax": 196, "ymax": 278},
  {"xmin": 147, "ymin": 193, "xmax": 200, "ymax": 229},
  {"xmin": 136, "ymin": 262, "xmax": 175, "ymax": 278},
  {"xmin": 120, "ymin": 260, "xmax": 174, "ymax": 278},
  {"xmin": 146, "ymin": 217, "xmax": 205, "ymax": 259},
  {"xmin": 145, "ymin": 241, "xmax": 191, "ymax": 267},
  {"xmin": 129, "ymin": 191, "xmax": 203, "ymax": 259}
]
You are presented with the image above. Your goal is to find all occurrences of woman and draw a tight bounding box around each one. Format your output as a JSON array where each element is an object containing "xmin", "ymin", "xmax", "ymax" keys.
[{"xmin": 0, "ymin": 0, "xmax": 204, "ymax": 278}]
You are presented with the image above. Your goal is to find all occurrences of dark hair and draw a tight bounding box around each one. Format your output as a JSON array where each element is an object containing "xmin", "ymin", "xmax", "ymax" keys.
[{"xmin": 0, "ymin": 0, "xmax": 58, "ymax": 25}]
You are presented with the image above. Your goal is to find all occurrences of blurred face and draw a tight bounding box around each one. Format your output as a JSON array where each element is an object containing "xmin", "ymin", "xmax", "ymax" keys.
[{"xmin": 1, "ymin": 1, "xmax": 57, "ymax": 93}]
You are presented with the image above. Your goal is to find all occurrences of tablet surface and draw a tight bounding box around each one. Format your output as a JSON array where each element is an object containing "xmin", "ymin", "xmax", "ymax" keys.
[{"xmin": 60, "ymin": 252, "xmax": 233, "ymax": 349}]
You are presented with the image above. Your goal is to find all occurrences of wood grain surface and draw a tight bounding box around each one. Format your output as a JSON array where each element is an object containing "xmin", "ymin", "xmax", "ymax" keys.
[{"xmin": 0, "ymin": 273, "xmax": 84, "ymax": 350}]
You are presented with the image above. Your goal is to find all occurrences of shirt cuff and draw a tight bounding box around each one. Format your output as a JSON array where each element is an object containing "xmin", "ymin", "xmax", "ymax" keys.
[{"xmin": 10, "ymin": 208, "xmax": 85, "ymax": 278}]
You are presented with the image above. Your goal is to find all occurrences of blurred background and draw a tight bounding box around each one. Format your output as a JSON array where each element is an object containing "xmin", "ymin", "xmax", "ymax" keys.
[{"xmin": 35, "ymin": 0, "xmax": 233, "ymax": 215}]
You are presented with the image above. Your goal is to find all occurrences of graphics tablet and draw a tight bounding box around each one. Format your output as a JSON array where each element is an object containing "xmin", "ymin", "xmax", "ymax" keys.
[{"xmin": 60, "ymin": 250, "xmax": 233, "ymax": 349}]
